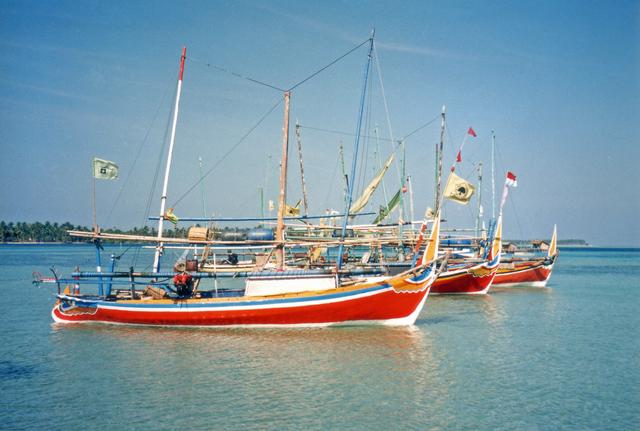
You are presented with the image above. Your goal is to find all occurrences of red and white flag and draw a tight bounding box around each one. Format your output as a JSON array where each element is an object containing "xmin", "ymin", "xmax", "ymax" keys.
[
  {"xmin": 505, "ymin": 171, "xmax": 517, "ymax": 187},
  {"xmin": 467, "ymin": 127, "xmax": 477, "ymax": 137}
]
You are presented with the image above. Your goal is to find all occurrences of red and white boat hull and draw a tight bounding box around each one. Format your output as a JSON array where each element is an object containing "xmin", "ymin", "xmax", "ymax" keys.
[
  {"xmin": 493, "ymin": 257, "xmax": 555, "ymax": 288},
  {"xmin": 430, "ymin": 261, "xmax": 498, "ymax": 295},
  {"xmin": 52, "ymin": 266, "xmax": 436, "ymax": 328}
]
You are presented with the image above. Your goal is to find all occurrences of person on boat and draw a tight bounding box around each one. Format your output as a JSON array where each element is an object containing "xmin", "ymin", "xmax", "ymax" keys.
[
  {"xmin": 173, "ymin": 272, "xmax": 193, "ymax": 297},
  {"xmin": 224, "ymin": 250, "xmax": 238, "ymax": 265}
]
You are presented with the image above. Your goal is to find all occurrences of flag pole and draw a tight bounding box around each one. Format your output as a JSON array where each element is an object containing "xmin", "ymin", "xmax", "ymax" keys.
[
  {"xmin": 90, "ymin": 159, "xmax": 103, "ymax": 295},
  {"xmin": 491, "ymin": 130, "xmax": 496, "ymax": 220},
  {"xmin": 92, "ymin": 170, "xmax": 97, "ymax": 233},
  {"xmin": 475, "ymin": 162, "xmax": 483, "ymax": 238},
  {"xmin": 435, "ymin": 105, "xmax": 446, "ymax": 214}
]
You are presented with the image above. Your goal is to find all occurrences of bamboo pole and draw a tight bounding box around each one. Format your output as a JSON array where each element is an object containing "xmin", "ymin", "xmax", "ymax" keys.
[{"xmin": 275, "ymin": 91, "xmax": 291, "ymax": 270}]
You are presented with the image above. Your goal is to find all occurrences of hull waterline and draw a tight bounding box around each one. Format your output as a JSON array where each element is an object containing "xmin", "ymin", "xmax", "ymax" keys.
[
  {"xmin": 430, "ymin": 263, "xmax": 497, "ymax": 295},
  {"xmin": 52, "ymin": 267, "xmax": 435, "ymax": 327},
  {"xmin": 493, "ymin": 257, "xmax": 555, "ymax": 288}
]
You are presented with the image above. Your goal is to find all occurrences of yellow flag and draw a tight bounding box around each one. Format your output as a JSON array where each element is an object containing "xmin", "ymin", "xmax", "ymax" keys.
[
  {"xmin": 443, "ymin": 171, "xmax": 475, "ymax": 204},
  {"xmin": 285, "ymin": 200, "xmax": 301, "ymax": 216},
  {"xmin": 164, "ymin": 208, "xmax": 179, "ymax": 226}
]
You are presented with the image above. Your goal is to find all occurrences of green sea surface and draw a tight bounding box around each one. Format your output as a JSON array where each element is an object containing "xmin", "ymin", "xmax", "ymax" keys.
[{"xmin": 0, "ymin": 245, "xmax": 638, "ymax": 430}]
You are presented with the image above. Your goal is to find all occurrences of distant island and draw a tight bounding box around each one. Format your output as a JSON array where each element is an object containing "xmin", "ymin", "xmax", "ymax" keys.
[
  {"xmin": 0, "ymin": 220, "xmax": 589, "ymax": 246},
  {"xmin": 505, "ymin": 239, "xmax": 590, "ymax": 247}
]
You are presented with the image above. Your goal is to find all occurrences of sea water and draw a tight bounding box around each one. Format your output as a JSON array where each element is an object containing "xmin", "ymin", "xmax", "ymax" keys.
[{"xmin": 0, "ymin": 244, "xmax": 638, "ymax": 430}]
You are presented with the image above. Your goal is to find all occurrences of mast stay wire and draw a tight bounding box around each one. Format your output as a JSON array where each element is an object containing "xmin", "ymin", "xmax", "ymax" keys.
[
  {"xmin": 356, "ymin": 68, "xmax": 375, "ymax": 205},
  {"xmin": 494, "ymin": 142, "xmax": 527, "ymax": 241},
  {"xmin": 295, "ymin": 113, "xmax": 440, "ymax": 149},
  {"xmin": 170, "ymin": 38, "xmax": 372, "ymax": 207},
  {"xmin": 187, "ymin": 38, "xmax": 371, "ymax": 95},
  {"xmin": 134, "ymin": 83, "xmax": 179, "ymax": 267},
  {"xmin": 296, "ymin": 125, "xmax": 395, "ymax": 142},
  {"xmin": 170, "ymin": 98, "xmax": 283, "ymax": 208},
  {"xmin": 443, "ymin": 122, "xmax": 481, "ymax": 225},
  {"xmin": 187, "ymin": 56, "xmax": 286, "ymax": 92},
  {"xmin": 104, "ymin": 74, "xmax": 175, "ymax": 228},
  {"xmin": 287, "ymin": 38, "xmax": 371, "ymax": 92},
  {"xmin": 372, "ymin": 44, "xmax": 405, "ymax": 218},
  {"xmin": 399, "ymin": 115, "xmax": 440, "ymax": 141}
]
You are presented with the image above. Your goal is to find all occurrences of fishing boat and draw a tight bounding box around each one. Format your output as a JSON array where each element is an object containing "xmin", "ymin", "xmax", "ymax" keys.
[
  {"xmin": 45, "ymin": 36, "xmax": 446, "ymax": 327},
  {"xmin": 493, "ymin": 225, "xmax": 558, "ymax": 287},
  {"xmin": 385, "ymin": 214, "xmax": 502, "ymax": 295},
  {"xmin": 50, "ymin": 211, "xmax": 441, "ymax": 327}
]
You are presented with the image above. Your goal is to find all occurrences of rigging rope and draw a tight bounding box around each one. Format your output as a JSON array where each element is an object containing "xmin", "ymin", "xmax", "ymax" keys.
[
  {"xmin": 170, "ymin": 98, "xmax": 283, "ymax": 208},
  {"xmin": 288, "ymin": 38, "xmax": 371, "ymax": 91},
  {"xmin": 297, "ymin": 124, "xmax": 395, "ymax": 142},
  {"xmin": 104, "ymin": 75, "xmax": 174, "ymax": 227},
  {"xmin": 134, "ymin": 83, "xmax": 178, "ymax": 266},
  {"xmin": 373, "ymin": 44, "xmax": 406, "ymax": 220},
  {"xmin": 188, "ymin": 38, "xmax": 371, "ymax": 94},
  {"xmin": 495, "ymin": 142, "xmax": 526, "ymax": 240},
  {"xmin": 168, "ymin": 39, "xmax": 373, "ymax": 210},
  {"xmin": 400, "ymin": 115, "xmax": 440, "ymax": 141},
  {"xmin": 188, "ymin": 56, "xmax": 286, "ymax": 92}
]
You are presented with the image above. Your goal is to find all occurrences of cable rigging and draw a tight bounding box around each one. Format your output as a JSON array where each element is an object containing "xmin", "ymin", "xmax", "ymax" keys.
[{"xmin": 170, "ymin": 38, "xmax": 373, "ymax": 208}]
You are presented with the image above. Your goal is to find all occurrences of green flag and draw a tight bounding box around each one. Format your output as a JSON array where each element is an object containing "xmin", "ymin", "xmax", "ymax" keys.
[
  {"xmin": 93, "ymin": 158, "xmax": 119, "ymax": 180},
  {"xmin": 372, "ymin": 188, "xmax": 402, "ymax": 224}
]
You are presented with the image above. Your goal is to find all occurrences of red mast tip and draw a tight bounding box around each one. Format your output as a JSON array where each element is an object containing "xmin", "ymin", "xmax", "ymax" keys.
[{"xmin": 179, "ymin": 47, "xmax": 187, "ymax": 81}]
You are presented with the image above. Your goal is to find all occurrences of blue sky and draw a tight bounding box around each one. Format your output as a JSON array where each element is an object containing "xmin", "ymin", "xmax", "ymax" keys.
[{"xmin": 1, "ymin": 0, "xmax": 638, "ymax": 246}]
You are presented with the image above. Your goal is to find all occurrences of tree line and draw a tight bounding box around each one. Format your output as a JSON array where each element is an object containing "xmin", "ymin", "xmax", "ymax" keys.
[{"xmin": 0, "ymin": 221, "xmax": 193, "ymax": 243}]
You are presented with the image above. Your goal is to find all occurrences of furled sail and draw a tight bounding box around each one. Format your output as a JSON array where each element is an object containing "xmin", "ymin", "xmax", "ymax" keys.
[
  {"xmin": 372, "ymin": 187, "xmax": 402, "ymax": 224},
  {"xmin": 350, "ymin": 153, "xmax": 395, "ymax": 214}
]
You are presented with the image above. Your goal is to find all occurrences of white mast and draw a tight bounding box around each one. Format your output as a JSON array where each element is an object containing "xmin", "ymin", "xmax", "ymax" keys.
[
  {"xmin": 475, "ymin": 162, "xmax": 483, "ymax": 238},
  {"xmin": 491, "ymin": 130, "xmax": 496, "ymax": 220},
  {"xmin": 153, "ymin": 47, "xmax": 187, "ymax": 273},
  {"xmin": 407, "ymin": 174, "xmax": 415, "ymax": 225}
]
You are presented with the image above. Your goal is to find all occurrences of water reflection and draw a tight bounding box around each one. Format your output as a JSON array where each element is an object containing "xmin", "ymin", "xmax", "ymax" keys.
[
  {"xmin": 422, "ymin": 294, "xmax": 508, "ymax": 328},
  {"xmin": 49, "ymin": 322, "xmax": 450, "ymax": 428}
]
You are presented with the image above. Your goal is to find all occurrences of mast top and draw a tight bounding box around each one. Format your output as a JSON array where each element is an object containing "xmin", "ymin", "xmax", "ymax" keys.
[{"xmin": 179, "ymin": 47, "xmax": 187, "ymax": 81}]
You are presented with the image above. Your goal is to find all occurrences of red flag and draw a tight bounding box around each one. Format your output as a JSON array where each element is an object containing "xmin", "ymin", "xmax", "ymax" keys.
[
  {"xmin": 456, "ymin": 150, "xmax": 462, "ymax": 163},
  {"xmin": 505, "ymin": 171, "xmax": 517, "ymax": 187},
  {"xmin": 467, "ymin": 127, "xmax": 477, "ymax": 137}
]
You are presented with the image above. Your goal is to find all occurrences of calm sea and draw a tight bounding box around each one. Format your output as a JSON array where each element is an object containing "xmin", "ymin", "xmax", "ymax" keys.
[{"xmin": 1, "ymin": 244, "xmax": 638, "ymax": 430}]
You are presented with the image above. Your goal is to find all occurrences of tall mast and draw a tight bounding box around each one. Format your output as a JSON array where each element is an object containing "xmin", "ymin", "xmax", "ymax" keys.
[
  {"xmin": 374, "ymin": 126, "xmax": 389, "ymax": 205},
  {"xmin": 398, "ymin": 139, "xmax": 406, "ymax": 238},
  {"xmin": 198, "ymin": 156, "xmax": 207, "ymax": 218},
  {"xmin": 275, "ymin": 91, "xmax": 291, "ymax": 270},
  {"xmin": 339, "ymin": 143, "xmax": 348, "ymax": 206},
  {"xmin": 295, "ymin": 120, "xmax": 309, "ymax": 216},
  {"xmin": 491, "ymin": 130, "xmax": 496, "ymax": 220},
  {"xmin": 434, "ymin": 105, "xmax": 446, "ymax": 213},
  {"xmin": 336, "ymin": 30, "xmax": 375, "ymax": 270},
  {"xmin": 475, "ymin": 162, "xmax": 483, "ymax": 238},
  {"xmin": 153, "ymin": 46, "xmax": 186, "ymax": 273},
  {"xmin": 407, "ymin": 174, "xmax": 415, "ymax": 225}
]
